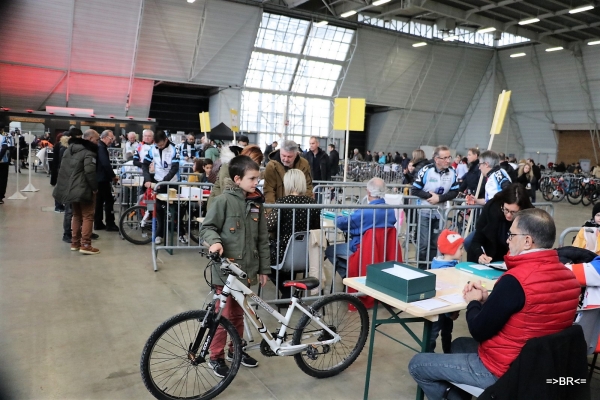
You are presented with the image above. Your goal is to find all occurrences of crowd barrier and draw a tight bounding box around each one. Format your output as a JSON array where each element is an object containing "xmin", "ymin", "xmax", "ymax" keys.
[
  {"xmin": 340, "ymin": 160, "xmax": 406, "ymax": 183},
  {"xmin": 140, "ymin": 177, "xmax": 559, "ymax": 307},
  {"xmin": 558, "ymin": 227, "xmax": 581, "ymax": 248}
]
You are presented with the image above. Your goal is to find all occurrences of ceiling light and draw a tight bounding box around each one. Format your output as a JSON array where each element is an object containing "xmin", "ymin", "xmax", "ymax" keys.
[
  {"xmin": 443, "ymin": 35, "xmax": 459, "ymax": 41},
  {"xmin": 187, "ymin": 0, "xmax": 195, "ymax": 3},
  {"xmin": 314, "ymin": 20, "xmax": 328, "ymax": 27},
  {"xmin": 373, "ymin": 0, "xmax": 391, "ymax": 5},
  {"xmin": 341, "ymin": 10, "xmax": 357, "ymax": 18},
  {"xmin": 510, "ymin": 52, "xmax": 526, "ymax": 58},
  {"xmin": 519, "ymin": 17, "xmax": 540, "ymax": 25},
  {"xmin": 477, "ymin": 27, "xmax": 496, "ymax": 33},
  {"xmin": 545, "ymin": 46, "xmax": 563, "ymax": 52},
  {"xmin": 569, "ymin": 5, "xmax": 594, "ymax": 14},
  {"xmin": 412, "ymin": 42, "xmax": 427, "ymax": 47},
  {"xmin": 588, "ymin": 40, "xmax": 600, "ymax": 45}
]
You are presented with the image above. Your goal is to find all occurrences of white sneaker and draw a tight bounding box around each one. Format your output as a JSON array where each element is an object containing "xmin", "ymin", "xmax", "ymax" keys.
[
  {"xmin": 178, "ymin": 235, "xmax": 188, "ymax": 244},
  {"xmin": 155, "ymin": 236, "xmax": 163, "ymax": 245}
]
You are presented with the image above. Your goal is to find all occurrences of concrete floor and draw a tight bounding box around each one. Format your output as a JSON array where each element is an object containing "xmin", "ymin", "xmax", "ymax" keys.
[{"xmin": 0, "ymin": 169, "xmax": 599, "ymax": 400}]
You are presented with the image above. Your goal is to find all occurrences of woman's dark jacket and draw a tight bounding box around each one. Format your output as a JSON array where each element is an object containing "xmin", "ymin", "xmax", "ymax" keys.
[{"xmin": 467, "ymin": 197, "xmax": 513, "ymax": 262}]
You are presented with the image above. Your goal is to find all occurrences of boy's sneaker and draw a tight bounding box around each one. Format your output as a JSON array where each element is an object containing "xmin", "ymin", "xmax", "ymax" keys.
[
  {"xmin": 70, "ymin": 245, "xmax": 80, "ymax": 251},
  {"xmin": 79, "ymin": 245, "xmax": 100, "ymax": 255},
  {"xmin": 208, "ymin": 359, "xmax": 229, "ymax": 378},
  {"xmin": 155, "ymin": 236, "xmax": 163, "ymax": 245},
  {"xmin": 178, "ymin": 235, "xmax": 188, "ymax": 244},
  {"xmin": 226, "ymin": 350, "xmax": 258, "ymax": 368}
]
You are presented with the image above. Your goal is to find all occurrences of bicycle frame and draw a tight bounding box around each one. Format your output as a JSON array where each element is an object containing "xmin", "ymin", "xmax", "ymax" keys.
[{"xmin": 203, "ymin": 274, "xmax": 341, "ymax": 358}]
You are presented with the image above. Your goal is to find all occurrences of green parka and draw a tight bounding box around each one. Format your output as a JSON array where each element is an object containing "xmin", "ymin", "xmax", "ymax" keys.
[
  {"xmin": 199, "ymin": 178, "xmax": 271, "ymax": 286},
  {"xmin": 52, "ymin": 137, "xmax": 98, "ymax": 204}
]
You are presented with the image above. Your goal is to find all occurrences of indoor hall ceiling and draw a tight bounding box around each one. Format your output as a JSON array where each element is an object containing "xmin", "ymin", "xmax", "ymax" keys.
[{"xmin": 253, "ymin": 0, "xmax": 600, "ymax": 48}]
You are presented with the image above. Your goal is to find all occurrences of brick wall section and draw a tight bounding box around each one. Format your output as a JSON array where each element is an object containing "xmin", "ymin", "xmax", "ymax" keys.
[{"xmin": 556, "ymin": 130, "xmax": 600, "ymax": 165}]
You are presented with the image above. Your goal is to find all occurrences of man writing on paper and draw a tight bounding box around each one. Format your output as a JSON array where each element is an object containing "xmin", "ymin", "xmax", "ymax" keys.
[{"xmin": 409, "ymin": 209, "xmax": 580, "ymax": 399}]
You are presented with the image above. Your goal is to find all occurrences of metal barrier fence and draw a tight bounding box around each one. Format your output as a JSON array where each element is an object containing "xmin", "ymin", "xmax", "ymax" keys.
[
  {"xmin": 558, "ymin": 227, "xmax": 582, "ymax": 248},
  {"xmin": 150, "ymin": 181, "xmax": 214, "ymax": 271},
  {"xmin": 340, "ymin": 160, "xmax": 406, "ymax": 183},
  {"xmin": 312, "ymin": 182, "xmax": 412, "ymax": 208}
]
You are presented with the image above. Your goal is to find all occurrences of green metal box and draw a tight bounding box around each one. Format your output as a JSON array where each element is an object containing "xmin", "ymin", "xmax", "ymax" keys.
[{"xmin": 366, "ymin": 262, "xmax": 436, "ymax": 303}]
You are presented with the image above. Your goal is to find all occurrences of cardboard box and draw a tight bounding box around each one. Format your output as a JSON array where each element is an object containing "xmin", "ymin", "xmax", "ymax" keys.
[{"xmin": 366, "ymin": 262, "xmax": 436, "ymax": 302}]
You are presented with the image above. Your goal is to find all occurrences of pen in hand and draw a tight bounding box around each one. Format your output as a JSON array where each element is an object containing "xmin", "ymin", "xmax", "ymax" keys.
[{"xmin": 481, "ymin": 246, "xmax": 487, "ymax": 256}]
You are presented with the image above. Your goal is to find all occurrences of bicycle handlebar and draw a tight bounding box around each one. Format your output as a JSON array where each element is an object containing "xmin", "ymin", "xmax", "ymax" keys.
[{"xmin": 202, "ymin": 251, "xmax": 248, "ymax": 280}]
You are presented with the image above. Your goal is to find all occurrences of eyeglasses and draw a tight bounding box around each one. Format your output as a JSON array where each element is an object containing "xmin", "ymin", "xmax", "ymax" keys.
[
  {"xmin": 436, "ymin": 156, "xmax": 452, "ymax": 161},
  {"xmin": 501, "ymin": 206, "xmax": 519, "ymax": 216},
  {"xmin": 507, "ymin": 232, "xmax": 529, "ymax": 241}
]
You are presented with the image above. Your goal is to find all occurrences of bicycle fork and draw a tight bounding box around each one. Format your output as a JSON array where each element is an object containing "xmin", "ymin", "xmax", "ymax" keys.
[{"xmin": 187, "ymin": 296, "xmax": 228, "ymax": 364}]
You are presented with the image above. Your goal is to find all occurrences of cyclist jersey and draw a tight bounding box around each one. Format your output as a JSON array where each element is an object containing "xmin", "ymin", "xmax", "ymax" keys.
[
  {"xmin": 144, "ymin": 142, "xmax": 180, "ymax": 182},
  {"xmin": 179, "ymin": 142, "xmax": 197, "ymax": 160},
  {"xmin": 485, "ymin": 166, "xmax": 511, "ymax": 202},
  {"xmin": 413, "ymin": 163, "xmax": 459, "ymax": 216}
]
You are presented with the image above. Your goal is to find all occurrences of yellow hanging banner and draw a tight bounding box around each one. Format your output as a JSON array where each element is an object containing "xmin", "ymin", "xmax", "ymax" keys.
[
  {"xmin": 490, "ymin": 90, "xmax": 511, "ymax": 135},
  {"xmin": 333, "ymin": 98, "xmax": 366, "ymax": 131},
  {"xmin": 230, "ymin": 109, "xmax": 239, "ymax": 133},
  {"xmin": 199, "ymin": 112, "xmax": 211, "ymax": 133}
]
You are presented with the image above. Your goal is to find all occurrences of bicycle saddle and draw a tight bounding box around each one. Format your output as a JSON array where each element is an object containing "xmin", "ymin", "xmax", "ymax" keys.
[{"xmin": 283, "ymin": 277, "xmax": 320, "ymax": 290}]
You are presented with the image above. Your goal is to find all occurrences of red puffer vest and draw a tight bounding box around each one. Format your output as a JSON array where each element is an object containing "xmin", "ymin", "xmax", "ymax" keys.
[{"xmin": 479, "ymin": 249, "xmax": 580, "ymax": 377}]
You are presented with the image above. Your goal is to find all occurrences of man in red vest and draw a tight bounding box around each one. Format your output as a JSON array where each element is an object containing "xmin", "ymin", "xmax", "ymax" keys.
[{"xmin": 409, "ymin": 208, "xmax": 580, "ymax": 399}]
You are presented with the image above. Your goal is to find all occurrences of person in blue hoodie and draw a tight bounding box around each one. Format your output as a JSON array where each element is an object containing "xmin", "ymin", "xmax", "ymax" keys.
[
  {"xmin": 325, "ymin": 177, "xmax": 396, "ymax": 277},
  {"xmin": 430, "ymin": 229, "xmax": 464, "ymax": 353}
]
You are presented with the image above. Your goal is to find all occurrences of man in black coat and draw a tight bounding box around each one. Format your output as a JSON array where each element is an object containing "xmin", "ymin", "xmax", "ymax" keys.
[
  {"xmin": 303, "ymin": 136, "xmax": 330, "ymax": 181},
  {"xmin": 393, "ymin": 151, "xmax": 403, "ymax": 164},
  {"xmin": 498, "ymin": 152, "xmax": 517, "ymax": 182},
  {"xmin": 327, "ymin": 144, "xmax": 339, "ymax": 176},
  {"xmin": 458, "ymin": 148, "xmax": 483, "ymax": 197},
  {"xmin": 95, "ymin": 130, "xmax": 118, "ymax": 231}
]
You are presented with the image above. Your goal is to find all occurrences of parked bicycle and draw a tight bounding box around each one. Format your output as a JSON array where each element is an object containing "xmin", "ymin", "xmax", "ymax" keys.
[
  {"xmin": 119, "ymin": 187, "xmax": 202, "ymax": 245},
  {"xmin": 140, "ymin": 252, "xmax": 369, "ymax": 400}
]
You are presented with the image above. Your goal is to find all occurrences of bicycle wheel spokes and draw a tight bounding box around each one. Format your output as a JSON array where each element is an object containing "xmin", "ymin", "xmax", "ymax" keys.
[
  {"xmin": 292, "ymin": 294, "xmax": 369, "ymax": 378},
  {"xmin": 120, "ymin": 205, "xmax": 153, "ymax": 245},
  {"xmin": 141, "ymin": 310, "xmax": 242, "ymax": 400}
]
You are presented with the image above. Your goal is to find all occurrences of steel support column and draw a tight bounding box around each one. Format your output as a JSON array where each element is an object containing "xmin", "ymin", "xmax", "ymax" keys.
[
  {"xmin": 125, "ymin": 0, "xmax": 145, "ymax": 116},
  {"xmin": 572, "ymin": 43, "xmax": 600, "ymax": 163},
  {"xmin": 65, "ymin": 0, "xmax": 76, "ymax": 106},
  {"xmin": 530, "ymin": 44, "xmax": 557, "ymax": 147},
  {"xmin": 385, "ymin": 45, "xmax": 434, "ymax": 149},
  {"xmin": 450, "ymin": 54, "xmax": 494, "ymax": 149},
  {"xmin": 188, "ymin": 0, "xmax": 209, "ymax": 82},
  {"xmin": 422, "ymin": 47, "xmax": 467, "ymax": 146}
]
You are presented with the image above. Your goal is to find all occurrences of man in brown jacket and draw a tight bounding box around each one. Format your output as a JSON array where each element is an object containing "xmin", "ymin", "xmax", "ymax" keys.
[{"xmin": 263, "ymin": 139, "xmax": 313, "ymax": 204}]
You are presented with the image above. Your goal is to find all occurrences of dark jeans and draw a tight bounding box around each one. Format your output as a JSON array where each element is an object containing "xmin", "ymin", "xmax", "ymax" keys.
[
  {"xmin": 63, "ymin": 203, "xmax": 73, "ymax": 236},
  {"xmin": 155, "ymin": 200, "xmax": 186, "ymax": 238},
  {"xmin": 0, "ymin": 162, "xmax": 8, "ymax": 200},
  {"xmin": 95, "ymin": 181, "xmax": 115, "ymax": 227},
  {"xmin": 430, "ymin": 313, "xmax": 454, "ymax": 353},
  {"xmin": 418, "ymin": 215, "xmax": 440, "ymax": 269}
]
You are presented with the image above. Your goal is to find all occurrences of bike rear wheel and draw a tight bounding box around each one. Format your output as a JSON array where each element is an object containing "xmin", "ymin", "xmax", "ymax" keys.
[
  {"xmin": 140, "ymin": 310, "xmax": 242, "ymax": 400},
  {"xmin": 119, "ymin": 205, "xmax": 153, "ymax": 245},
  {"xmin": 566, "ymin": 185, "xmax": 583, "ymax": 205},
  {"xmin": 292, "ymin": 293, "xmax": 369, "ymax": 378}
]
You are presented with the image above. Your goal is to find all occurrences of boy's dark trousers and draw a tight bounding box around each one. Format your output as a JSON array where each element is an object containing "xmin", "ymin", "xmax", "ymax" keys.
[{"xmin": 429, "ymin": 313, "xmax": 454, "ymax": 353}]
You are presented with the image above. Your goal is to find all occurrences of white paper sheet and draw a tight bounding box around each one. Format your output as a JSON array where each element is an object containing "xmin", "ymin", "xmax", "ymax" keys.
[
  {"xmin": 382, "ymin": 265, "xmax": 427, "ymax": 280},
  {"xmin": 439, "ymin": 294, "xmax": 465, "ymax": 304},
  {"xmin": 435, "ymin": 281, "xmax": 457, "ymax": 290},
  {"xmin": 411, "ymin": 298, "xmax": 449, "ymax": 311},
  {"xmin": 471, "ymin": 264, "xmax": 493, "ymax": 271}
]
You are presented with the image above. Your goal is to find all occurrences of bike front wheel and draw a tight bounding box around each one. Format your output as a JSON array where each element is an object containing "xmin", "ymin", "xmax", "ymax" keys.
[
  {"xmin": 140, "ymin": 310, "xmax": 242, "ymax": 400},
  {"xmin": 119, "ymin": 205, "xmax": 153, "ymax": 245},
  {"xmin": 292, "ymin": 293, "xmax": 369, "ymax": 379}
]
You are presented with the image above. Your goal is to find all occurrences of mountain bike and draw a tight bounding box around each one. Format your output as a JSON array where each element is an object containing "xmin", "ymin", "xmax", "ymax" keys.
[{"xmin": 140, "ymin": 252, "xmax": 369, "ymax": 400}]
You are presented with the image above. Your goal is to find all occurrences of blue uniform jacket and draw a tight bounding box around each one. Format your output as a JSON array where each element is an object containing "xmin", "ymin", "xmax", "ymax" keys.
[{"xmin": 336, "ymin": 198, "xmax": 397, "ymax": 253}]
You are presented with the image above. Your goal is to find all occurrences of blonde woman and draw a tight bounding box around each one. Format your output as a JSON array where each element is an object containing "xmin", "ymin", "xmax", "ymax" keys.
[
  {"xmin": 517, "ymin": 162, "xmax": 537, "ymax": 202},
  {"xmin": 266, "ymin": 169, "xmax": 320, "ymax": 298}
]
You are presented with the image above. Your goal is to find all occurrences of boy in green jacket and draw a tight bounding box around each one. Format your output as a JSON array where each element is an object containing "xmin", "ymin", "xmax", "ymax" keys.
[{"xmin": 199, "ymin": 155, "xmax": 271, "ymax": 378}]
